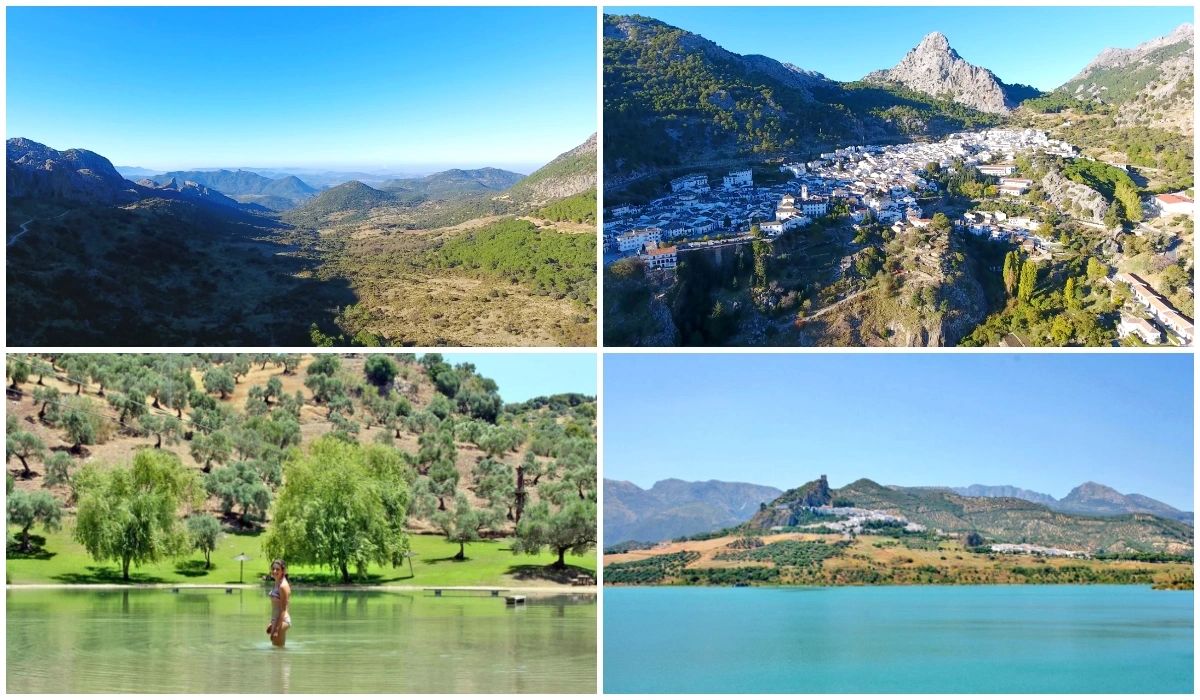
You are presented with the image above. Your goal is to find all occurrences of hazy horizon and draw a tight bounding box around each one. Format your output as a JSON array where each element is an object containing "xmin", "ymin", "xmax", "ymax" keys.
[{"xmin": 7, "ymin": 7, "xmax": 595, "ymax": 171}]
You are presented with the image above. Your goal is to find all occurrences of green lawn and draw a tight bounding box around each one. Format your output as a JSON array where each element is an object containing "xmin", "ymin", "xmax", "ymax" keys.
[{"xmin": 7, "ymin": 524, "xmax": 595, "ymax": 587}]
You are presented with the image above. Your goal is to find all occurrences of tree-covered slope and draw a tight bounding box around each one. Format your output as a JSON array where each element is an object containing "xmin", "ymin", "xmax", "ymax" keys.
[{"xmin": 603, "ymin": 14, "xmax": 1001, "ymax": 178}]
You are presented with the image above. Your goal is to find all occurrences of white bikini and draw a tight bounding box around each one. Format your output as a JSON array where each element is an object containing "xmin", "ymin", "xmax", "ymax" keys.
[{"xmin": 269, "ymin": 582, "xmax": 291, "ymax": 627}]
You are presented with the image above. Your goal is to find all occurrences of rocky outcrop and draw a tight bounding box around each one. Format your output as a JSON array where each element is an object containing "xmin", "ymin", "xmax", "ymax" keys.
[
  {"xmin": 747, "ymin": 475, "xmax": 833, "ymax": 529},
  {"xmin": 7, "ymin": 137, "xmax": 139, "ymax": 205},
  {"xmin": 1040, "ymin": 169, "xmax": 1108, "ymax": 224},
  {"xmin": 864, "ymin": 32, "xmax": 1038, "ymax": 114}
]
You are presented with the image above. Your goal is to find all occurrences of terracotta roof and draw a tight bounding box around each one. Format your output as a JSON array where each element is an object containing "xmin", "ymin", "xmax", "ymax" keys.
[{"xmin": 1155, "ymin": 194, "xmax": 1193, "ymax": 205}]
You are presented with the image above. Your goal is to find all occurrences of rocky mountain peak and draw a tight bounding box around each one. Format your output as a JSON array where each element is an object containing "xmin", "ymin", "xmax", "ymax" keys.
[
  {"xmin": 916, "ymin": 31, "xmax": 954, "ymax": 57},
  {"xmin": 864, "ymin": 32, "xmax": 1034, "ymax": 114}
]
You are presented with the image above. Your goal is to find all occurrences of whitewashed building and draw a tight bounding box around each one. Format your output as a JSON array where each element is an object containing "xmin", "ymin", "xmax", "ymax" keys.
[
  {"xmin": 723, "ymin": 169, "xmax": 753, "ymax": 190},
  {"xmin": 641, "ymin": 243, "xmax": 678, "ymax": 271},
  {"xmin": 670, "ymin": 173, "xmax": 710, "ymax": 193}
]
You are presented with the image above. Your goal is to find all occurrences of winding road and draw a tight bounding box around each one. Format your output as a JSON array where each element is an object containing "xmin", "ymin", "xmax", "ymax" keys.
[
  {"xmin": 8, "ymin": 219, "xmax": 34, "ymax": 248},
  {"xmin": 7, "ymin": 210, "xmax": 68, "ymax": 248}
]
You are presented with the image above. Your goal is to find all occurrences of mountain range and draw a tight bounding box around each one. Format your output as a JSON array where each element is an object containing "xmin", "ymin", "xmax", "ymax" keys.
[
  {"xmin": 604, "ymin": 478, "xmax": 782, "ymax": 546},
  {"xmin": 285, "ymin": 134, "xmax": 596, "ymax": 225},
  {"xmin": 603, "ymin": 13, "xmax": 1193, "ymax": 179},
  {"xmin": 7, "ymin": 138, "xmax": 262, "ymax": 215},
  {"xmin": 747, "ymin": 475, "xmax": 1192, "ymax": 554},
  {"xmin": 148, "ymin": 169, "xmax": 318, "ymax": 210},
  {"xmin": 910, "ymin": 482, "xmax": 1193, "ymax": 523},
  {"xmin": 612, "ymin": 474, "xmax": 1193, "ymax": 552},
  {"xmin": 380, "ymin": 167, "xmax": 525, "ymax": 200}
]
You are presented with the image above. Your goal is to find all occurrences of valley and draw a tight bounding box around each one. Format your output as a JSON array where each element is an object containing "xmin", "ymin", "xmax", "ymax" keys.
[
  {"xmin": 7, "ymin": 135, "xmax": 598, "ymax": 347},
  {"xmin": 603, "ymin": 14, "xmax": 1194, "ymax": 347}
]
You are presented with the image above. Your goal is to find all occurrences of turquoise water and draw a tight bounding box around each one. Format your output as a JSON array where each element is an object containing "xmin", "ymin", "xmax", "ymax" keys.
[
  {"xmin": 604, "ymin": 586, "xmax": 1193, "ymax": 693},
  {"xmin": 7, "ymin": 589, "xmax": 595, "ymax": 693}
]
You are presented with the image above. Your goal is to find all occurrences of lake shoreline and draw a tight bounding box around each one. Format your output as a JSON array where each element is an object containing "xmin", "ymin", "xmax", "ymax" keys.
[
  {"xmin": 604, "ymin": 580, "xmax": 1191, "ymax": 589},
  {"xmin": 7, "ymin": 583, "xmax": 596, "ymax": 594}
]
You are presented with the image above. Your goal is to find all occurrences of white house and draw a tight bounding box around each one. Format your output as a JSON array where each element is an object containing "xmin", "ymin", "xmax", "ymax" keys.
[
  {"xmin": 1118, "ymin": 313, "xmax": 1163, "ymax": 345},
  {"xmin": 1152, "ymin": 193, "xmax": 1194, "ymax": 218},
  {"xmin": 641, "ymin": 243, "xmax": 678, "ymax": 271},
  {"xmin": 723, "ymin": 169, "xmax": 753, "ymax": 190},
  {"xmin": 1117, "ymin": 272, "xmax": 1194, "ymax": 344},
  {"xmin": 998, "ymin": 177, "xmax": 1033, "ymax": 196},
  {"xmin": 670, "ymin": 173, "xmax": 710, "ymax": 193},
  {"xmin": 616, "ymin": 227, "xmax": 662, "ymax": 254},
  {"xmin": 759, "ymin": 220, "xmax": 786, "ymax": 236},
  {"xmin": 978, "ymin": 163, "xmax": 1017, "ymax": 177}
]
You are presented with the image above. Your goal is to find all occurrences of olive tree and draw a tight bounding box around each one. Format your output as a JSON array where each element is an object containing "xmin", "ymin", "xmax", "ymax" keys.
[
  {"xmin": 186, "ymin": 514, "xmax": 222, "ymax": 569},
  {"xmin": 7, "ymin": 489, "xmax": 63, "ymax": 551},
  {"xmin": 6, "ymin": 428, "xmax": 46, "ymax": 478}
]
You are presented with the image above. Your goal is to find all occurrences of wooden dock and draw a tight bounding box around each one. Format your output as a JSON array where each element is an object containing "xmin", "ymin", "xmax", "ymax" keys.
[{"xmin": 424, "ymin": 586, "xmax": 510, "ymax": 597}]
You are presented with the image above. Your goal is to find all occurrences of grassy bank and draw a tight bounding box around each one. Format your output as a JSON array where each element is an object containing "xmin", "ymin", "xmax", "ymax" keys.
[{"xmin": 8, "ymin": 525, "xmax": 594, "ymax": 587}]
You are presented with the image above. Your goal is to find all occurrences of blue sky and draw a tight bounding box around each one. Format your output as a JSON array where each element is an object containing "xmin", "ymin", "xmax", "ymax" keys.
[
  {"xmin": 6, "ymin": 7, "xmax": 596, "ymax": 172},
  {"xmin": 614, "ymin": 6, "xmax": 1194, "ymax": 91},
  {"xmin": 604, "ymin": 354, "xmax": 1194, "ymax": 511},
  {"xmin": 438, "ymin": 353, "xmax": 596, "ymax": 403}
]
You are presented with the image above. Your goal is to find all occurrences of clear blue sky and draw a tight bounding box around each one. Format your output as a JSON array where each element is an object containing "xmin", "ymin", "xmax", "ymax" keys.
[
  {"xmin": 605, "ymin": 354, "xmax": 1194, "ymax": 511},
  {"xmin": 437, "ymin": 353, "xmax": 596, "ymax": 403},
  {"xmin": 614, "ymin": 6, "xmax": 1194, "ymax": 90},
  {"xmin": 6, "ymin": 7, "xmax": 596, "ymax": 172}
]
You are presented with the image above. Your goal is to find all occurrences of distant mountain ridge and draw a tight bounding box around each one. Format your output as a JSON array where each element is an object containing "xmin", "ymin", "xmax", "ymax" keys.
[
  {"xmin": 864, "ymin": 31, "xmax": 1040, "ymax": 114},
  {"xmin": 747, "ymin": 475, "xmax": 1193, "ymax": 554},
  {"xmin": 284, "ymin": 134, "xmax": 597, "ymax": 225},
  {"xmin": 380, "ymin": 167, "xmax": 525, "ymax": 199},
  {"xmin": 604, "ymin": 477, "xmax": 782, "ymax": 546},
  {"xmin": 909, "ymin": 482, "xmax": 1192, "ymax": 523},
  {"xmin": 149, "ymin": 169, "xmax": 317, "ymax": 210}
]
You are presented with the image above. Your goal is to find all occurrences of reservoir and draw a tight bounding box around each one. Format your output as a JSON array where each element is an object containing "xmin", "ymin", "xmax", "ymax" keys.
[
  {"xmin": 7, "ymin": 588, "xmax": 596, "ymax": 693},
  {"xmin": 604, "ymin": 585, "xmax": 1192, "ymax": 693}
]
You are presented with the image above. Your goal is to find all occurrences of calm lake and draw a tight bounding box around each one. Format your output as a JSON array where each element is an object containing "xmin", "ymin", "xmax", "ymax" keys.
[
  {"xmin": 604, "ymin": 585, "xmax": 1193, "ymax": 693},
  {"xmin": 7, "ymin": 588, "xmax": 596, "ymax": 693}
]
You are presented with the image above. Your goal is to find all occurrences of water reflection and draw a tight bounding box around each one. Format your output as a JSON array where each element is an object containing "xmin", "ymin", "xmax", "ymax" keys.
[{"xmin": 7, "ymin": 589, "xmax": 595, "ymax": 693}]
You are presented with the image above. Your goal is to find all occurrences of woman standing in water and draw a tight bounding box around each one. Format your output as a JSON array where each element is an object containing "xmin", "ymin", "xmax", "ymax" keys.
[{"xmin": 267, "ymin": 559, "xmax": 292, "ymax": 647}]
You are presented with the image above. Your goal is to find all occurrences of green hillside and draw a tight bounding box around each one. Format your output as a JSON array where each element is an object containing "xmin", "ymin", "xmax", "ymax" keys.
[{"xmin": 603, "ymin": 14, "xmax": 1000, "ymax": 177}]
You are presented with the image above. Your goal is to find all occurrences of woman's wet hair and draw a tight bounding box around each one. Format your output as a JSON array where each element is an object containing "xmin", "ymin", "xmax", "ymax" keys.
[{"xmin": 271, "ymin": 559, "xmax": 288, "ymax": 576}]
